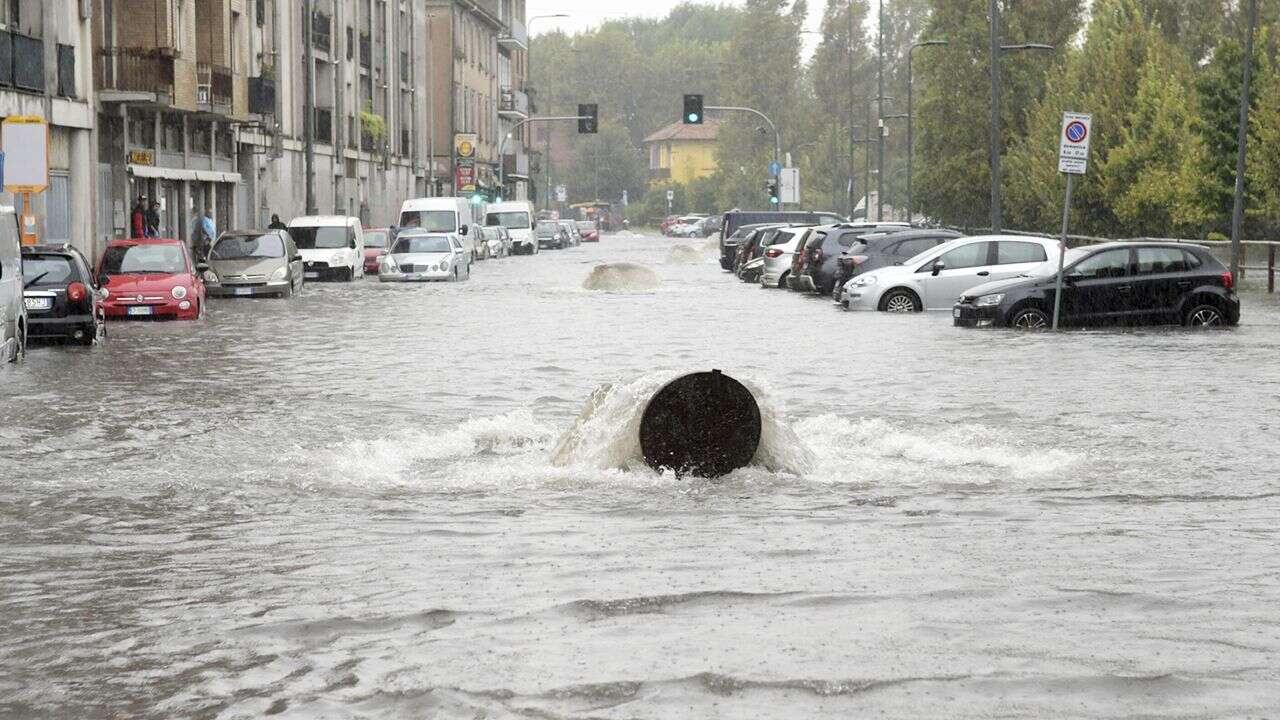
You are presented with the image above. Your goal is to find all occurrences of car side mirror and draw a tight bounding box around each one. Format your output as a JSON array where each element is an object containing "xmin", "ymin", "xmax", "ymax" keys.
[
  {"xmin": 98, "ymin": 274, "xmax": 110, "ymax": 287},
  {"xmin": 931, "ymin": 262, "xmax": 946, "ymax": 276},
  {"xmin": 196, "ymin": 262, "xmax": 210, "ymax": 272},
  {"xmin": 1064, "ymin": 271, "xmax": 1084, "ymax": 284},
  {"xmin": 459, "ymin": 226, "xmax": 469, "ymax": 236}
]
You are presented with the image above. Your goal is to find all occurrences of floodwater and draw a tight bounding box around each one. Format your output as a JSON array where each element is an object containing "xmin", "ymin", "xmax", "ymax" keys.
[{"xmin": 3, "ymin": 233, "xmax": 1280, "ymax": 718}]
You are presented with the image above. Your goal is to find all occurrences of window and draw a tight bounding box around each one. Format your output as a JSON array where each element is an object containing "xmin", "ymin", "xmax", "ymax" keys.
[
  {"xmin": 890, "ymin": 237, "xmax": 940, "ymax": 258},
  {"xmin": 1135, "ymin": 247, "xmax": 1190, "ymax": 275},
  {"xmin": 997, "ymin": 241, "xmax": 1048, "ymax": 265},
  {"xmin": 1071, "ymin": 248, "xmax": 1131, "ymax": 280},
  {"xmin": 835, "ymin": 231, "xmax": 861, "ymax": 248},
  {"xmin": 161, "ymin": 113, "xmax": 183, "ymax": 151},
  {"xmin": 923, "ymin": 241, "xmax": 990, "ymax": 272}
]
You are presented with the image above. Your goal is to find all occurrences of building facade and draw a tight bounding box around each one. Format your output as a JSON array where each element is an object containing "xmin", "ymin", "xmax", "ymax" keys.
[
  {"xmin": 0, "ymin": 0, "xmax": 97, "ymax": 255},
  {"xmin": 642, "ymin": 119, "xmax": 720, "ymax": 186}
]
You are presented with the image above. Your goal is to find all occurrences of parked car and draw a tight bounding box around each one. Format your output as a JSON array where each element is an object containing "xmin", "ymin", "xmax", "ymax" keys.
[
  {"xmin": 718, "ymin": 210, "xmax": 846, "ymax": 270},
  {"xmin": 722, "ymin": 223, "xmax": 785, "ymax": 274},
  {"xmin": 289, "ymin": 215, "xmax": 365, "ymax": 281},
  {"xmin": 830, "ymin": 229, "xmax": 964, "ymax": 302},
  {"xmin": 734, "ymin": 226, "xmax": 782, "ymax": 275},
  {"xmin": 576, "ymin": 221, "xmax": 600, "ymax": 242},
  {"xmin": 954, "ymin": 242, "xmax": 1240, "ymax": 329},
  {"xmin": 760, "ymin": 228, "xmax": 810, "ymax": 289},
  {"xmin": 399, "ymin": 196, "xmax": 479, "ymax": 259},
  {"xmin": 97, "ymin": 237, "xmax": 206, "ymax": 320},
  {"xmin": 485, "ymin": 201, "xmax": 537, "ymax": 254},
  {"xmin": 379, "ymin": 231, "xmax": 472, "ymax": 282},
  {"xmin": 698, "ymin": 215, "xmax": 723, "ymax": 238},
  {"xmin": 558, "ymin": 220, "xmax": 582, "ymax": 246},
  {"xmin": 363, "ymin": 227, "xmax": 392, "ymax": 274},
  {"xmin": 536, "ymin": 223, "xmax": 567, "ymax": 250},
  {"xmin": 659, "ymin": 215, "xmax": 682, "ymax": 236},
  {"xmin": 790, "ymin": 222, "xmax": 914, "ymax": 291},
  {"xmin": 842, "ymin": 235, "xmax": 1060, "ymax": 312},
  {"xmin": 743, "ymin": 226, "xmax": 807, "ymax": 283},
  {"xmin": 201, "ymin": 229, "xmax": 304, "ymax": 298},
  {"xmin": 0, "ymin": 206, "xmax": 25, "ymax": 361},
  {"xmin": 481, "ymin": 226, "xmax": 513, "ymax": 258},
  {"xmin": 20, "ymin": 244, "xmax": 105, "ymax": 345}
]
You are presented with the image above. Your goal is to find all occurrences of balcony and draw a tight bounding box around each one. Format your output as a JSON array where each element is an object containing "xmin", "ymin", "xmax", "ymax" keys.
[
  {"xmin": 0, "ymin": 30, "xmax": 45, "ymax": 92},
  {"xmin": 498, "ymin": 16, "xmax": 527, "ymax": 50},
  {"xmin": 196, "ymin": 63, "xmax": 233, "ymax": 111},
  {"xmin": 249, "ymin": 76, "xmax": 276, "ymax": 115},
  {"xmin": 95, "ymin": 47, "xmax": 175, "ymax": 103},
  {"xmin": 499, "ymin": 87, "xmax": 528, "ymax": 119},
  {"xmin": 503, "ymin": 150, "xmax": 529, "ymax": 179}
]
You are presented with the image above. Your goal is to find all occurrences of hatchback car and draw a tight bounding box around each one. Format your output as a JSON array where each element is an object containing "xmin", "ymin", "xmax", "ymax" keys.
[
  {"xmin": 831, "ymin": 229, "xmax": 964, "ymax": 302},
  {"xmin": 536, "ymin": 224, "xmax": 567, "ymax": 250},
  {"xmin": 954, "ymin": 242, "xmax": 1240, "ymax": 329},
  {"xmin": 363, "ymin": 227, "xmax": 393, "ymax": 274},
  {"xmin": 481, "ymin": 226, "xmax": 513, "ymax": 258},
  {"xmin": 379, "ymin": 232, "xmax": 471, "ymax": 282},
  {"xmin": 790, "ymin": 222, "xmax": 913, "ymax": 291},
  {"xmin": 20, "ymin": 244, "xmax": 105, "ymax": 345},
  {"xmin": 576, "ymin": 221, "xmax": 600, "ymax": 242},
  {"xmin": 842, "ymin": 235, "xmax": 1060, "ymax": 312},
  {"xmin": 201, "ymin": 229, "xmax": 304, "ymax": 298},
  {"xmin": 558, "ymin": 220, "xmax": 582, "ymax": 247},
  {"xmin": 97, "ymin": 238, "xmax": 206, "ymax": 320},
  {"xmin": 1, "ymin": 206, "xmax": 26, "ymax": 361},
  {"xmin": 759, "ymin": 228, "xmax": 810, "ymax": 289}
]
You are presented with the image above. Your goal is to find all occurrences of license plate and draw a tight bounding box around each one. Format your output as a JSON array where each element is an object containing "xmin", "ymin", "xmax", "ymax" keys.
[
  {"xmin": 127, "ymin": 305, "xmax": 153, "ymax": 316},
  {"xmin": 953, "ymin": 307, "xmax": 961, "ymax": 318},
  {"xmin": 233, "ymin": 287, "xmax": 254, "ymax": 296},
  {"xmin": 23, "ymin": 297, "xmax": 52, "ymax": 311},
  {"xmin": 303, "ymin": 272, "xmax": 319, "ymax": 279}
]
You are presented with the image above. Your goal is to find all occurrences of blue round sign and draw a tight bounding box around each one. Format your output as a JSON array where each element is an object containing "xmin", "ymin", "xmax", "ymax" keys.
[
  {"xmin": 1065, "ymin": 120, "xmax": 1088, "ymax": 144},
  {"xmin": 768, "ymin": 161, "xmax": 782, "ymax": 176}
]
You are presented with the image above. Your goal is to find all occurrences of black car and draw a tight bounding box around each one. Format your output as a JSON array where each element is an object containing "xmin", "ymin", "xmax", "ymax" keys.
[
  {"xmin": 718, "ymin": 210, "xmax": 845, "ymax": 270},
  {"xmin": 829, "ymin": 229, "xmax": 964, "ymax": 300},
  {"xmin": 788, "ymin": 222, "xmax": 913, "ymax": 292},
  {"xmin": 731, "ymin": 223, "xmax": 788, "ymax": 273},
  {"xmin": 954, "ymin": 242, "xmax": 1240, "ymax": 329},
  {"xmin": 20, "ymin": 244, "xmax": 105, "ymax": 345}
]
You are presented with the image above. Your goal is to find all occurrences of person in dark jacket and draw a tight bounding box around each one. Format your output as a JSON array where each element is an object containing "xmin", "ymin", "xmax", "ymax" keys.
[
  {"xmin": 268, "ymin": 214, "xmax": 287, "ymax": 230},
  {"xmin": 130, "ymin": 196, "xmax": 146, "ymax": 239},
  {"xmin": 146, "ymin": 202, "xmax": 162, "ymax": 237}
]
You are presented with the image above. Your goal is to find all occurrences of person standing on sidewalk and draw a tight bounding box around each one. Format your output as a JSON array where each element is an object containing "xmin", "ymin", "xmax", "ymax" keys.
[{"xmin": 130, "ymin": 196, "xmax": 147, "ymax": 239}]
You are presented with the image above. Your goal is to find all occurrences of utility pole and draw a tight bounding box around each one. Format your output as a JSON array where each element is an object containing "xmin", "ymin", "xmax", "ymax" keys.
[
  {"xmin": 848, "ymin": 1, "xmax": 856, "ymax": 218},
  {"xmin": 426, "ymin": 11, "xmax": 437, "ymax": 196},
  {"xmin": 989, "ymin": 0, "xmax": 1053, "ymax": 232},
  {"xmin": 303, "ymin": 0, "xmax": 316, "ymax": 214},
  {"xmin": 1230, "ymin": 0, "xmax": 1259, "ymax": 282},
  {"xmin": 876, "ymin": 0, "xmax": 885, "ymax": 222}
]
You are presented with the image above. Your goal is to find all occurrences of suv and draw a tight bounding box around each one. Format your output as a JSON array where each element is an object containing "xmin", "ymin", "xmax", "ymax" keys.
[
  {"xmin": 954, "ymin": 242, "xmax": 1240, "ymax": 329},
  {"xmin": 0, "ymin": 206, "xmax": 25, "ymax": 361},
  {"xmin": 20, "ymin": 244, "xmax": 105, "ymax": 344}
]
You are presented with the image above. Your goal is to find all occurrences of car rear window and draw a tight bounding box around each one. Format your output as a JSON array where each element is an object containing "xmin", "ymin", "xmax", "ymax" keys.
[
  {"xmin": 997, "ymin": 241, "xmax": 1048, "ymax": 265},
  {"xmin": 1135, "ymin": 247, "xmax": 1191, "ymax": 274},
  {"xmin": 22, "ymin": 254, "xmax": 77, "ymax": 285}
]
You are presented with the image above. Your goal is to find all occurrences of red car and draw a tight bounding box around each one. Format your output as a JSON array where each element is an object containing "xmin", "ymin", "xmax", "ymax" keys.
[
  {"xmin": 658, "ymin": 215, "xmax": 681, "ymax": 235},
  {"xmin": 363, "ymin": 227, "xmax": 392, "ymax": 274},
  {"xmin": 97, "ymin": 238, "xmax": 206, "ymax": 320},
  {"xmin": 576, "ymin": 221, "xmax": 599, "ymax": 242}
]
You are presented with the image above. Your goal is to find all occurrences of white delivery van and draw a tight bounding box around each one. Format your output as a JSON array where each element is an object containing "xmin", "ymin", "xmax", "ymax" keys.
[
  {"xmin": 399, "ymin": 197, "xmax": 477, "ymax": 259},
  {"xmin": 288, "ymin": 215, "xmax": 365, "ymax": 281},
  {"xmin": 483, "ymin": 200, "xmax": 538, "ymax": 255},
  {"xmin": 0, "ymin": 206, "xmax": 25, "ymax": 362}
]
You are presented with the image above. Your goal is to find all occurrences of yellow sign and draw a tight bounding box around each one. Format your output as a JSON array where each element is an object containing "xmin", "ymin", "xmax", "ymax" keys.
[
  {"xmin": 1, "ymin": 116, "xmax": 49, "ymax": 193},
  {"xmin": 128, "ymin": 149, "xmax": 156, "ymax": 166},
  {"xmin": 454, "ymin": 133, "xmax": 477, "ymax": 159}
]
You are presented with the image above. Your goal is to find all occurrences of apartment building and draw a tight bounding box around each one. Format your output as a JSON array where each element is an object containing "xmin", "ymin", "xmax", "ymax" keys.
[
  {"xmin": 0, "ymin": 0, "xmax": 97, "ymax": 254},
  {"xmin": 425, "ymin": 0, "xmax": 530, "ymax": 201}
]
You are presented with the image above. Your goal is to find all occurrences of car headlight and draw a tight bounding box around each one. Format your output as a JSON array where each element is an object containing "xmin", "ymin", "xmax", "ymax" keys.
[
  {"xmin": 270, "ymin": 266, "xmax": 288, "ymax": 281},
  {"xmin": 440, "ymin": 259, "xmax": 450, "ymax": 272},
  {"xmin": 331, "ymin": 252, "xmax": 345, "ymax": 265},
  {"xmin": 172, "ymin": 285, "xmax": 188, "ymax": 299},
  {"xmin": 202, "ymin": 271, "xmax": 219, "ymax": 283},
  {"xmin": 976, "ymin": 293, "xmax": 1005, "ymax": 307},
  {"xmin": 853, "ymin": 275, "xmax": 878, "ymax": 287}
]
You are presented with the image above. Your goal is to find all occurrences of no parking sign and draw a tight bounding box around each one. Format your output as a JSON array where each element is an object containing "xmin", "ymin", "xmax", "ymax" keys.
[{"xmin": 1058, "ymin": 112, "xmax": 1092, "ymax": 175}]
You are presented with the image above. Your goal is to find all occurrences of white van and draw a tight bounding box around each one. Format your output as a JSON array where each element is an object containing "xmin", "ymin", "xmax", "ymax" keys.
[
  {"xmin": 0, "ymin": 206, "xmax": 26, "ymax": 362},
  {"xmin": 399, "ymin": 197, "xmax": 478, "ymax": 259},
  {"xmin": 484, "ymin": 200, "xmax": 538, "ymax": 255},
  {"xmin": 288, "ymin": 215, "xmax": 365, "ymax": 281}
]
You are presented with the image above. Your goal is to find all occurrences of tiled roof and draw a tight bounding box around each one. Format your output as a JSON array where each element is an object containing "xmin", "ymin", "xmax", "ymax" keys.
[{"xmin": 642, "ymin": 118, "xmax": 722, "ymax": 144}]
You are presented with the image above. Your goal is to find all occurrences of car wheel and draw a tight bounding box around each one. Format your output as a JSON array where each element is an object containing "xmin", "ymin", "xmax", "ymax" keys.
[
  {"xmin": 1185, "ymin": 303, "xmax": 1225, "ymax": 328},
  {"xmin": 77, "ymin": 324, "xmax": 97, "ymax": 346},
  {"xmin": 777, "ymin": 271, "xmax": 790, "ymax": 289},
  {"xmin": 9, "ymin": 321, "xmax": 25, "ymax": 362},
  {"xmin": 1010, "ymin": 307, "xmax": 1050, "ymax": 330},
  {"xmin": 880, "ymin": 289, "xmax": 922, "ymax": 313}
]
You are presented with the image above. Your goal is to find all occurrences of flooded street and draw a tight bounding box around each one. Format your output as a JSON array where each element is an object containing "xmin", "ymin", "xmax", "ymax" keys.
[{"xmin": 4, "ymin": 233, "xmax": 1280, "ymax": 718}]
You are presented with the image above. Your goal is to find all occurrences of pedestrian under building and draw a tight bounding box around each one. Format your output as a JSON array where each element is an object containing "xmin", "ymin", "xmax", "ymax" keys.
[
  {"xmin": 146, "ymin": 202, "xmax": 162, "ymax": 238},
  {"xmin": 130, "ymin": 196, "xmax": 147, "ymax": 239},
  {"xmin": 268, "ymin": 214, "xmax": 287, "ymax": 230}
]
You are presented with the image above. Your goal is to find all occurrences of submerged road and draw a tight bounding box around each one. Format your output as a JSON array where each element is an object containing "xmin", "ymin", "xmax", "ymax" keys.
[{"xmin": 3, "ymin": 233, "xmax": 1280, "ymax": 718}]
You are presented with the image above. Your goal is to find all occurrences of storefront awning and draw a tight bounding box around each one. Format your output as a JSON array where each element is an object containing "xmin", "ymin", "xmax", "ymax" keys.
[{"xmin": 128, "ymin": 164, "xmax": 242, "ymax": 184}]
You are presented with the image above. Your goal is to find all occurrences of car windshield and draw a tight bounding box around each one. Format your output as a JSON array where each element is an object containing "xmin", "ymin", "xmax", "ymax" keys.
[
  {"xmin": 290, "ymin": 226, "xmax": 349, "ymax": 249},
  {"xmin": 101, "ymin": 244, "xmax": 187, "ymax": 275},
  {"xmin": 22, "ymin": 255, "xmax": 76, "ymax": 286},
  {"xmin": 364, "ymin": 231, "xmax": 389, "ymax": 249},
  {"xmin": 536, "ymin": 226, "xmax": 557, "ymax": 237},
  {"xmin": 485, "ymin": 212, "xmax": 530, "ymax": 230},
  {"xmin": 393, "ymin": 235, "xmax": 452, "ymax": 254},
  {"xmin": 399, "ymin": 210, "xmax": 457, "ymax": 232},
  {"xmin": 1027, "ymin": 248, "xmax": 1089, "ymax": 277},
  {"xmin": 210, "ymin": 234, "xmax": 285, "ymax": 260}
]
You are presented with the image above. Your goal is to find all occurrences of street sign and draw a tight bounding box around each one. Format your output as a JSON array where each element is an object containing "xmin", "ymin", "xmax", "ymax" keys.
[
  {"xmin": 556, "ymin": 185, "xmax": 567, "ymax": 203},
  {"xmin": 1057, "ymin": 112, "xmax": 1092, "ymax": 175},
  {"xmin": 665, "ymin": 189, "xmax": 674, "ymax": 202},
  {"xmin": 780, "ymin": 168, "xmax": 800, "ymax": 204},
  {"xmin": 2, "ymin": 116, "xmax": 48, "ymax": 192},
  {"xmin": 454, "ymin": 133, "xmax": 478, "ymax": 193},
  {"xmin": 768, "ymin": 160, "xmax": 782, "ymax": 176}
]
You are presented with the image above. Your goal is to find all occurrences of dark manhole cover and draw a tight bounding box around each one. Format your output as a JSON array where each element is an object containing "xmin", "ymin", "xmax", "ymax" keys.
[{"xmin": 639, "ymin": 370, "xmax": 761, "ymax": 478}]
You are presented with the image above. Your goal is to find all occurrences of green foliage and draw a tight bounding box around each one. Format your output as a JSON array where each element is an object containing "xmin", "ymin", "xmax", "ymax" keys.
[{"xmin": 360, "ymin": 103, "xmax": 386, "ymax": 141}]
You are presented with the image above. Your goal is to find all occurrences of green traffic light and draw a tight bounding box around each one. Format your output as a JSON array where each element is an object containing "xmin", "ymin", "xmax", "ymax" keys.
[{"xmin": 687, "ymin": 113, "xmax": 699, "ymax": 123}]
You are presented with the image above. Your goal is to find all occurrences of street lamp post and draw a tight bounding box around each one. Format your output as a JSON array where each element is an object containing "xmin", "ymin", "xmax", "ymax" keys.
[
  {"xmin": 876, "ymin": 0, "xmax": 884, "ymax": 221},
  {"xmin": 1229, "ymin": 0, "xmax": 1260, "ymax": 282},
  {"xmin": 906, "ymin": 39, "xmax": 948, "ymax": 223},
  {"xmin": 989, "ymin": 0, "xmax": 1053, "ymax": 232},
  {"xmin": 883, "ymin": 113, "xmax": 907, "ymax": 218}
]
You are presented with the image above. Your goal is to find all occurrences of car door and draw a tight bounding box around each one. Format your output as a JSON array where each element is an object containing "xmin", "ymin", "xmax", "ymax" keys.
[
  {"xmin": 1130, "ymin": 246, "xmax": 1190, "ymax": 321},
  {"xmin": 285, "ymin": 234, "xmax": 303, "ymax": 288},
  {"xmin": 993, "ymin": 240, "xmax": 1051, "ymax": 280},
  {"xmin": 921, "ymin": 241, "xmax": 993, "ymax": 308},
  {"xmin": 1060, "ymin": 247, "xmax": 1135, "ymax": 325}
]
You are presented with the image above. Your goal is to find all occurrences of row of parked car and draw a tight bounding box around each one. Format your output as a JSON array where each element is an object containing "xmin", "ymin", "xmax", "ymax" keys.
[
  {"xmin": 718, "ymin": 211, "xmax": 1242, "ymax": 329},
  {"xmin": 660, "ymin": 214, "xmax": 721, "ymax": 238},
  {"xmin": 0, "ymin": 201, "xmax": 603, "ymax": 362}
]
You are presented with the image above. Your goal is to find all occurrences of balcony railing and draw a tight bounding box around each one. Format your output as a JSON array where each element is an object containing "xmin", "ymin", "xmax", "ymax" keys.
[
  {"xmin": 197, "ymin": 63, "xmax": 233, "ymax": 108},
  {"xmin": 499, "ymin": 16, "xmax": 528, "ymax": 49},
  {"xmin": 360, "ymin": 130, "xmax": 376, "ymax": 153},
  {"xmin": 249, "ymin": 76, "xmax": 276, "ymax": 115},
  {"xmin": 314, "ymin": 108, "xmax": 333, "ymax": 144},
  {"xmin": 305, "ymin": 10, "xmax": 332, "ymax": 53},
  {"xmin": 499, "ymin": 87, "xmax": 528, "ymax": 117},
  {"xmin": 359, "ymin": 34, "xmax": 371, "ymax": 69},
  {"xmin": 57, "ymin": 44, "xmax": 76, "ymax": 98},
  {"xmin": 95, "ymin": 47, "xmax": 175, "ymax": 97}
]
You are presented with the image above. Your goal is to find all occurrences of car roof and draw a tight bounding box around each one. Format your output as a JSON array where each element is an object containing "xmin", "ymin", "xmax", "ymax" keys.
[
  {"xmin": 1073, "ymin": 240, "xmax": 1209, "ymax": 252},
  {"xmin": 290, "ymin": 215, "xmax": 356, "ymax": 227},
  {"xmin": 107, "ymin": 237, "xmax": 184, "ymax": 246},
  {"xmin": 220, "ymin": 228, "xmax": 283, "ymax": 236},
  {"xmin": 22, "ymin": 243, "xmax": 82, "ymax": 255}
]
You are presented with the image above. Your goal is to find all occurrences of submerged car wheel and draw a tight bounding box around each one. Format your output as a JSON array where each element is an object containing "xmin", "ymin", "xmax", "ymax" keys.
[
  {"xmin": 1010, "ymin": 307, "xmax": 1050, "ymax": 330},
  {"xmin": 1185, "ymin": 304, "xmax": 1225, "ymax": 328},
  {"xmin": 880, "ymin": 289, "xmax": 921, "ymax": 313}
]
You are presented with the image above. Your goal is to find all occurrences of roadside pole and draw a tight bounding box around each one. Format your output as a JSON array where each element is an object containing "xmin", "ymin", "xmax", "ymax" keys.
[
  {"xmin": 705, "ymin": 105, "xmax": 781, "ymax": 210},
  {"xmin": 497, "ymin": 114, "xmax": 591, "ymax": 201},
  {"xmin": 1052, "ymin": 112, "xmax": 1092, "ymax": 330}
]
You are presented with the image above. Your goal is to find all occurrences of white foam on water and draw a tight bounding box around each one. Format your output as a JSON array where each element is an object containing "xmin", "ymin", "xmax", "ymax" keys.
[
  {"xmin": 665, "ymin": 244, "xmax": 705, "ymax": 264},
  {"xmin": 581, "ymin": 262, "xmax": 661, "ymax": 293}
]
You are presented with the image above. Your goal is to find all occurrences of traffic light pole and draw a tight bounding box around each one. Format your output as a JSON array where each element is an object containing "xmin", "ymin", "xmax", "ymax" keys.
[
  {"xmin": 498, "ymin": 115, "xmax": 591, "ymax": 202},
  {"xmin": 706, "ymin": 105, "xmax": 782, "ymax": 206}
]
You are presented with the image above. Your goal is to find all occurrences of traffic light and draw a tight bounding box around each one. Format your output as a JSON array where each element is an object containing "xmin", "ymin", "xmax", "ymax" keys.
[
  {"xmin": 766, "ymin": 178, "xmax": 780, "ymax": 205},
  {"xmin": 578, "ymin": 104, "xmax": 598, "ymax": 134},
  {"xmin": 683, "ymin": 94, "xmax": 704, "ymax": 125}
]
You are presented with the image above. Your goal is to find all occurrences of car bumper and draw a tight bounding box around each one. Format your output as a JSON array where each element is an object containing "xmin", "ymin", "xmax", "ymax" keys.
[
  {"xmin": 364, "ymin": 261, "xmax": 381, "ymax": 274},
  {"xmin": 103, "ymin": 300, "xmax": 198, "ymax": 320},
  {"xmin": 27, "ymin": 313, "xmax": 98, "ymax": 338},
  {"xmin": 379, "ymin": 270, "xmax": 452, "ymax": 282},
  {"xmin": 952, "ymin": 302, "xmax": 1003, "ymax": 327},
  {"xmin": 790, "ymin": 274, "xmax": 815, "ymax": 292},
  {"xmin": 842, "ymin": 287, "xmax": 880, "ymax": 311},
  {"xmin": 206, "ymin": 281, "xmax": 291, "ymax": 297},
  {"xmin": 302, "ymin": 263, "xmax": 349, "ymax": 280}
]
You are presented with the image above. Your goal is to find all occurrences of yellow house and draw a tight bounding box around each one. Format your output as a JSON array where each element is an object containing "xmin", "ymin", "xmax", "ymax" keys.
[{"xmin": 642, "ymin": 119, "xmax": 722, "ymax": 186}]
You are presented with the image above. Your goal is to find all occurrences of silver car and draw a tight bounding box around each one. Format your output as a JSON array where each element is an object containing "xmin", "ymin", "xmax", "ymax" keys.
[
  {"xmin": 760, "ymin": 228, "xmax": 809, "ymax": 289},
  {"xmin": 481, "ymin": 226, "xmax": 513, "ymax": 258},
  {"xmin": 0, "ymin": 206, "xmax": 26, "ymax": 362},
  {"xmin": 201, "ymin": 230, "xmax": 305, "ymax": 298},
  {"xmin": 379, "ymin": 231, "xmax": 472, "ymax": 282}
]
